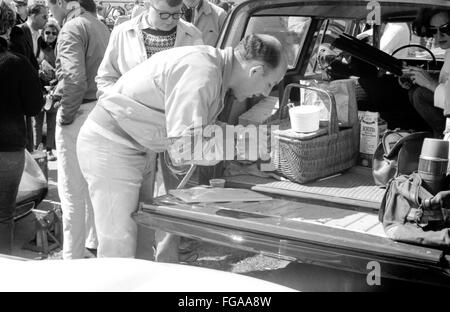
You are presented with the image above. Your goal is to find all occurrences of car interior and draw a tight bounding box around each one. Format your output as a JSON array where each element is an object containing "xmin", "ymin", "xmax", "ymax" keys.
[{"xmin": 218, "ymin": 1, "xmax": 447, "ymax": 132}]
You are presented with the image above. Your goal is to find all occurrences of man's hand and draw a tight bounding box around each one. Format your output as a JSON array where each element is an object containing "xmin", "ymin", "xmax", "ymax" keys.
[
  {"xmin": 429, "ymin": 190, "xmax": 450, "ymax": 209},
  {"xmin": 407, "ymin": 66, "xmax": 439, "ymax": 92},
  {"xmin": 398, "ymin": 76, "xmax": 413, "ymax": 90}
]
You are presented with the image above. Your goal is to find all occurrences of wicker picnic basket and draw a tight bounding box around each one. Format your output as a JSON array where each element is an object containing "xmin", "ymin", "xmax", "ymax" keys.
[{"xmin": 272, "ymin": 83, "xmax": 359, "ymax": 183}]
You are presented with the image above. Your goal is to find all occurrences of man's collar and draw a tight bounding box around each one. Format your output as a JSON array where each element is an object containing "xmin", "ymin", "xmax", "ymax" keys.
[
  {"xmin": 197, "ymin": 0, "xmax": 212, "ymax": 16},
  {"xmin": 63, "ymin": 2, "xmax": 81, "ymax": 24},
  {"xmin": 139, "ymin": 13, "xmax": 152, "ymax": 30},
  {"xmin": 25, "ymin": 19, "xmax": 36, "ymax": 33},
  {"xmin": 196, "ymin": 0, "xmax": 203, "ymax": 11}
]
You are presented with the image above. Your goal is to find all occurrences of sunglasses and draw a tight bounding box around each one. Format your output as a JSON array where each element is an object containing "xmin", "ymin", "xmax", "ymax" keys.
[
  {"xmin": 426, "ymin": 22, "xmax": 450, "ymax": 36},
  {"xmin": 44, "ymin": 31, "xmax": 57, "ymax": 35},
  {"xmin": 149, "ymin": 3, "xmax": 183, "ymax": 20}
]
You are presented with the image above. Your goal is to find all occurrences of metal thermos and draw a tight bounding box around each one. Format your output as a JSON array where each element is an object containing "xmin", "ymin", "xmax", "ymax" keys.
[{"xmin": 418, "ymin": 138, "xmax": 449, "ymax": 194}]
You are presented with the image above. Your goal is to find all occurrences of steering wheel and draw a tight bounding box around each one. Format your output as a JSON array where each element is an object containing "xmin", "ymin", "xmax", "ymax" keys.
[{"xmin": 391, "ymin": 44, "xmax": 437, "ymax": 69}]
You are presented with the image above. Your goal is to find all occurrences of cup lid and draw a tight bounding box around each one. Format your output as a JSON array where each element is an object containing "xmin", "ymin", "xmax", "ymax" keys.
[{"xmin": 420, "ymin": 138, "xmax": 449, "ymax": 160}]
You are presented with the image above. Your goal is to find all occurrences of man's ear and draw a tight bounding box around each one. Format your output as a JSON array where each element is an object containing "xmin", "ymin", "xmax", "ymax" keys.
[{"xmin": 248, "ymin": 64, "xmax": 264, "ymax": 78}]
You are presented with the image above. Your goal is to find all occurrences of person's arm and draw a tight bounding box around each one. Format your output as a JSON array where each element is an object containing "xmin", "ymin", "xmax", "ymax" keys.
[
  {"xmin": 434, "ymin": 80, "xmax": 447, "ymax": 111},
  {"xmin": 164, "ymin": 59, "xmax": 232, "ymax": 166},
  {"xmin": 18, "ymin": 55, "xmax": 44, "ymax": 116},
  {"xmin": 409, "ymin": 67, "xmax": 439, "ymax": 93},
  {"xmin": 95, "ymin": 26, "xmax": 121, "ymax": 98},
  {"xmin": 436, "ymin": 52, "xmax": 450, "ymax": 113},
  {"xmin": 55, "ymin": 25, "xmax": 87, "ymax": 125}
]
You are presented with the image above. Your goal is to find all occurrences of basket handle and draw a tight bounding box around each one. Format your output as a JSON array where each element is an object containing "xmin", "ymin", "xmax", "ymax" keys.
[{"xmin": 279, "ymin": 83, "xmax": 339, "ymax": 134}]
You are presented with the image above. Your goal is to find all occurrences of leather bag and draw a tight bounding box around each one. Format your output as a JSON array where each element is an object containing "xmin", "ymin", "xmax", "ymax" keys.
[
  {"xmin": 379, "ymin": 172, "xmax": 450, "ymax": 247},
  {"xmin": 372, "ymin": 130, "xmax": 432, "ymax": 186}
]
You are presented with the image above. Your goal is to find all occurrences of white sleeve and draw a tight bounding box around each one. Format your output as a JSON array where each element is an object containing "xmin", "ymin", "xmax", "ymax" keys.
[{"xmin": 434, "ymin": 82, "xmax": 446, "ymax": 110}]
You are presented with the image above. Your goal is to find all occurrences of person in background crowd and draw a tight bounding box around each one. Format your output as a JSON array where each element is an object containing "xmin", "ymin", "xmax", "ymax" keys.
[
  {"xmin": 13, "ymin": 0, "xmax": 27, "ymax": 24},
  {"xmin": 47, "ymin": 0, "xmax": 79, "ymax": 26},
  {"xmin": 217, "ymin": 1, "xmax": 229, "ymax": 13},
  {"xmin": 112, "ymin": 6, "xmax": 128, "ymax": 26},
  {"xmin": 0, "ymin": 0, "xmax": 44, "ymax": 255},
  {"xmin": 401, "ymin": 9, "xmax": 450, "ymax": 138},
  {"xmin": 33, "ymin": 18, "xmax": 59, "ymax": 161},
  {"xmin": 130, "ymin": 0, "xmax": 145, "ymax": 18},
  {"xmin": 46, "ymin": 0, "xmax": 110, "ymax": 259},
  {"xmin": 77, "ymin": 34, "xmax": 288, "ymax": 260},
  {"xmin": 124, "ymin": 2, "xmax": 134, "ymax": 13},
  {"xmin": 9, "ymin": 2, "xmax": 48, "ymax": 152},
  {"xmin": 10, "ymin": 2, "xmax": 48, "ymax": 69},
  {"xmin": 182, "ymin": 0, "xmax": 226, "ymax": 46},
  {"xmin": 97, "ymin": 0, "xmax": 202, "ymax": 97},
  {"xmin": 96, "ymin": 4, "xmax": 106, "ymax": 25},
  {"xmin": 95, "ymin": 0, "xmax": 203, "ymax": 260}
]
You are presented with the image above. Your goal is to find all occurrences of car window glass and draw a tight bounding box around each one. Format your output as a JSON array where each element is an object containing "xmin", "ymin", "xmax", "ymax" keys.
[
  {"xmin": 245, "ymin": 16, "xmax": 312, "ymax": 69},
  {"xmin": 306, "ymin": 19, "xmax": 351, "ymax": 76},
  {"xmin": 381, "ymin": 22, "xmax": 445, "ymax": 61}
]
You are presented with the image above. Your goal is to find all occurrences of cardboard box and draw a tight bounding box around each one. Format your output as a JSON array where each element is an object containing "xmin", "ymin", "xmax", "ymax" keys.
[{"xmin": 358, "ymin": 111, "xmax": 387, "ymax": 167}]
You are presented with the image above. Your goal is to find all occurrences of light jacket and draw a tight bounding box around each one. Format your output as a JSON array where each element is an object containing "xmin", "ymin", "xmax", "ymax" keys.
[
  {"xmin": 192, "ymin": 0, "xmax": 227, "ymax": 46},
  {"xmin": 435, "ymin": 50, "xmax": 450, "ymax": 116},
  {"xmin": 92, "ymin": 45, "xmax": 234, "ymax": 166},
  {"xmin": 96, "ymin": 14, "xmax": 204, "ymax": 98},
  {"xmin": 54, "ymin": 11, "xmax": 110, "ymax": 124}
]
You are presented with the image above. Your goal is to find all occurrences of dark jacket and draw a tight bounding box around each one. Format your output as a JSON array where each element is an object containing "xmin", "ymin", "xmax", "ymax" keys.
[
  {"xmin": 37, "ymin": 36, "xmax": 56, "ymax": 69},
  {"xmin": 0, "ymin": 37, "xmax": 44, "ymax": 151},
  {"xmin": 9, "ymin": 23, "xmax": 39, "ymax": 70}
]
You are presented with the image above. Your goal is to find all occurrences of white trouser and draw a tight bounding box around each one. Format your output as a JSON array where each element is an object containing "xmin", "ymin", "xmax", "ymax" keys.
[
  {"xmin": 56, "ymin": 102, "xmax": 97, "ymax": 259},
  {"xmin": 77, "ymin": 118, "xmax": 156, "ymax": 258}
]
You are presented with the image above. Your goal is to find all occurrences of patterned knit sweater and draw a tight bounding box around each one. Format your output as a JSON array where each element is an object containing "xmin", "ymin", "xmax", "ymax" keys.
[{"xmin": 141, "ymin": 26, "xmax": 177, "ymax": 59}]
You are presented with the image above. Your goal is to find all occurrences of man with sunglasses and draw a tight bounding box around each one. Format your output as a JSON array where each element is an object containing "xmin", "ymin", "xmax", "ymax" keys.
[{"xmin": 402, "ymin": 10, "xmax": 450, "ymax": 138}]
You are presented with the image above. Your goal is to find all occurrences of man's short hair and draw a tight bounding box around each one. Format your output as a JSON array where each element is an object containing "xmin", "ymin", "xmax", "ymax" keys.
[
  {"xmin": 79, "ymin": 0, "xmax": 96, "ymax": 13},
  {"xmin": 28, "ymin": 3, "xmax": 46, "ymax": 16},
  {"xmin": 236, "ymin": 34, "xmax": 282, "ymax": 71},
  {"xmin": 0, "ymin": 0, "xmax": 16, "ymax": 35},
  {"xmin": 153, "ymin": 0, "xmax": 183, "ymax": 7},
  {"xmin": 13, "ymin": 0, "xmax": 28, "ymax": 5},
  {"xmin": 47, "ymin": 0, "xmax": 76, "ymax": 5}
]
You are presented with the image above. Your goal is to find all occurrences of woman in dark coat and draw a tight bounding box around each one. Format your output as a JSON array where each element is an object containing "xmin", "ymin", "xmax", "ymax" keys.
[
  {"xmin": 0, "ymin": 0, "xmax": 44, "ymax": 255},
  {"xmin": 33, "ymin": 19, "xmax": 59, "ymax": 161}
]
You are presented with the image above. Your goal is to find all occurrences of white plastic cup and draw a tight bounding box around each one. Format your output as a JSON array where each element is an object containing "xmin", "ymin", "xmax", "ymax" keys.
[{"xmin": 289, "ymin": 105, "xmax": 321, "ymax": 133}]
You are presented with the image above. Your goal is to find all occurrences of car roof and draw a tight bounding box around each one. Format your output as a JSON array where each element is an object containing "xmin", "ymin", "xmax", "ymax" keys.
[{"xmin": 235, "ymin": 0, "xmax": 450, "ymax": 21}]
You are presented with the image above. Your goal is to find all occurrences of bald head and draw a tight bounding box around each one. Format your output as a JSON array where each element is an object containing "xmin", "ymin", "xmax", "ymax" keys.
[{"xmin": 236, "ymin": 34, "xmax": 287, "ymax": 73}]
